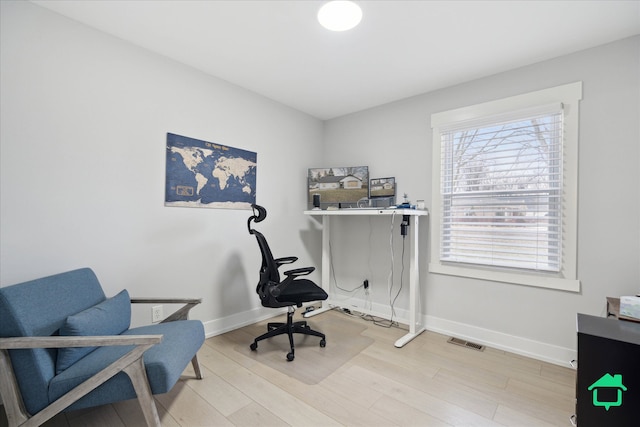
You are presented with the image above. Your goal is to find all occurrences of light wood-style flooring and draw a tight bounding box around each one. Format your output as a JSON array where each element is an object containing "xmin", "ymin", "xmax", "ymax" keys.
[{"xmin": 1, "ymin": 309, "xmax": 576, "ymax": 426}]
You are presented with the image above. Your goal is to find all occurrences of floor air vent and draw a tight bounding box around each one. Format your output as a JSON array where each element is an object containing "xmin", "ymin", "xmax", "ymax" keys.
[{"xmin": 447, "ymin": 337, "xmax": 485, "ymax": 351}]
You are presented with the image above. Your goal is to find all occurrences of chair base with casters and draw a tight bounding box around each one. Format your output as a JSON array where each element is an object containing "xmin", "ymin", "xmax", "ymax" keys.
[{"xmin": 250, "ymin": 306, "xmax": 326, "ymax": 361}]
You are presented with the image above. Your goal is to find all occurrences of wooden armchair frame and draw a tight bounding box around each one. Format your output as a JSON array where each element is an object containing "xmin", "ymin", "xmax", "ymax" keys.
[{"xmin": 0, "ymin": 298, "xmax": 202, "ymax": 427}]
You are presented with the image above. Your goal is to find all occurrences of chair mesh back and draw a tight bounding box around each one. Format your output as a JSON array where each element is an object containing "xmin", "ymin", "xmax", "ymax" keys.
[{"xmin": 253, "ymin": 229, "xmax": 280, "ymax": 287}]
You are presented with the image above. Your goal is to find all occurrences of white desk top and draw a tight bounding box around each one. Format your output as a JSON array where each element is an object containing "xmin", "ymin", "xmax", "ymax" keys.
[{"xmin": 304, "ymin": 208, "xmax": 428, "ymax": 216}]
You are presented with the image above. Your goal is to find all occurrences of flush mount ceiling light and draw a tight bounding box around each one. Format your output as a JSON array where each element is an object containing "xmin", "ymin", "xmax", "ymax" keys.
[{"xmin": 317, "ymin": 1, "xmax": 363, "ymax": 32}]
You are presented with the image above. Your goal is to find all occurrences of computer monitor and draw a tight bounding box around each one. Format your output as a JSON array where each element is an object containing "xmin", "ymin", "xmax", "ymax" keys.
[
  {"xmin": 308, "ymin": 166, "xmax": 369, "ymax": 209},
  {"xmin": 369, "ymin": 177, "xmax": 396, "ymax": 199},
  {"xmin": 367, "ymin": 177, "xmax": 396, "ymax": 208}
]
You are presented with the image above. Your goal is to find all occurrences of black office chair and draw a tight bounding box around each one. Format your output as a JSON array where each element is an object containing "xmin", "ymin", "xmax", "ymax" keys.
[{"xmin": 247, "ymin": 204, "xmax": 328, "ymax": 361}]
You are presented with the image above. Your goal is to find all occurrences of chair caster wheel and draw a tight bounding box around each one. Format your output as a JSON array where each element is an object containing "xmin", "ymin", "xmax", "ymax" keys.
[
  {"xmin": 320, "ymin": 339, "xmax": 326, "ymax": 347},
  {"xmin": 287, "ymin": 352, "xmax": 295, "ymax": 361},
  {"xmin": 250, "ymin": 342, "xmax": 257, "ymax": 351}
]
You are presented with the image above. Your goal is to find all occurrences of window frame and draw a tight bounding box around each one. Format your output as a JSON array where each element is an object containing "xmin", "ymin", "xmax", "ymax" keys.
[{"xmin": 430, "ymin": 82, "xmax": 582, "ymax": 292}]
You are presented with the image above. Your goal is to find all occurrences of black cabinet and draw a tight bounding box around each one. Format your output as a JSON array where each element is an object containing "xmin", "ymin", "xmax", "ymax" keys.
[{"xmin": 575, "ymin": 313, "xmax": 640, "ymax": 426}]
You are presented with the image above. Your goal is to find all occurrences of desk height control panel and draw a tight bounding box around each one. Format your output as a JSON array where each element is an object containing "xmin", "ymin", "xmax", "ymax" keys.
[
  {"xmin": 574, "ymin": 313, "xmax": 640, "ymax": 427},
  {"xmin": 304, "ymin": 209, "xmax": 429, "ymax": 348}
]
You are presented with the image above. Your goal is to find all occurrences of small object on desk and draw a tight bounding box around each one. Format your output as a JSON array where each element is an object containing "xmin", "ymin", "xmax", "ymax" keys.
[
  {"xmin": 607, "ymin": 297, "xmax": 619, "ymax": 318},
  {"xmin": 607, "ymin": 296, "xmax": 640, "ymax": 322},
  {"xmin": 620, "ymin": 296, "xmax": 640, "ymax": 320}
]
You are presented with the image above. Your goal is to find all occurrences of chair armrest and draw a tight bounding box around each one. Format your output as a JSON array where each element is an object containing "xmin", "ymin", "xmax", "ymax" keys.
[
  {"xmin": 269, "ymin": 267, "xmax": 315, "ymax": 300},
  {"xmin": 130, "ymin": 298, "xmax": 202, "ymax": 322},
  {"xmin": 275, "ymin": 256, "xmax": 297, "ymax": 266},
  {"xmin": 0, "ymin": 335, "xmax": 162, "ymax": 350},
  {"xmin": 283, "ymin": 266, "xmax": 315, "ymax": 277}
]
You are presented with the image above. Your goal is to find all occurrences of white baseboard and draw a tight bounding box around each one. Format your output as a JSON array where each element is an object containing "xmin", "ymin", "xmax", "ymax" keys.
[
  {"xmin": 424, "ymin": 314, "xmax": 577, "ymax": 368},
  {"xmin": 200, "ymin": 302, "xmax": 577, "ymax": 368},
  {"xmin": 202, "ymin": 306, "xmax": 286, "ymax": 338},
  {"xmin": 329, "ymin": 296, "xmax": 576, "ymax": 367}
]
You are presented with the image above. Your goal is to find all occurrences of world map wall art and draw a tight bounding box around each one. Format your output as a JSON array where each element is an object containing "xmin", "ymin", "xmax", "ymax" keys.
[{"xmin": 165, "ymin": 133, "xmax": 257, "ymax": 209}]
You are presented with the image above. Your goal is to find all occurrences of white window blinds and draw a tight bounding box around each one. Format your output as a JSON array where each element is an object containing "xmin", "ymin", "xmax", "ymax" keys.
[{"xmin": 439, "ymin": 105, "xmax": 563, "ymax": 272}]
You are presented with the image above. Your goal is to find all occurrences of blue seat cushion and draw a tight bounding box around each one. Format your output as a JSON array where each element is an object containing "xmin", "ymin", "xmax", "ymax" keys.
[
  {"xmin": 48, "ymin": 319, "xmax": 205, "ymax": 411},
  {"xmin": 56, "ymin": 290, "xmax": 131, "ymax": 374}
]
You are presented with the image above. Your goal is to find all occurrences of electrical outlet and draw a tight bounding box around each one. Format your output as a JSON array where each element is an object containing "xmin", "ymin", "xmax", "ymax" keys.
[{"xmin": 152, "ymin": 305, "xmax": 163, "ymax": 323}]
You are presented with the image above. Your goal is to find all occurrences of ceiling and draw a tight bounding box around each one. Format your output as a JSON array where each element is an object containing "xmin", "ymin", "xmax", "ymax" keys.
[{"xmin": 32, "ymin": 1, "xmax": 640, "ymax": 120}]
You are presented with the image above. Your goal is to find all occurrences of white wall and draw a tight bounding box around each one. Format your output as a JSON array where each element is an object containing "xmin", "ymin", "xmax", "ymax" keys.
[
  {"xmin": 0, "ymin": 1, "xmax": 324, "ymax": 332},
  {"xmin": 322, "ymin": 36, "xmax": 640, "ymax": 364},
  {"xmin": 2, "ymin": 1, "xmax": 638, "ymax": 366}
]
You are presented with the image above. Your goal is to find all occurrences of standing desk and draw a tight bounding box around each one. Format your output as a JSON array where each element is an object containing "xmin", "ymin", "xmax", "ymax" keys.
[{"xmin": 303, "ymin": 208, "xmax": 429, "ymax": 347}]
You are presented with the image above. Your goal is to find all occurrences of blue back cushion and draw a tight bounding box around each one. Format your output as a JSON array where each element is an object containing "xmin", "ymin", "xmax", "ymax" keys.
[
  {"xmin": 0, "ymin": 268, "xmax": 107, "ymax": 414},
  {"xmin": 56, "ymin": 289, "xmax": 131, "ymax": 374}
]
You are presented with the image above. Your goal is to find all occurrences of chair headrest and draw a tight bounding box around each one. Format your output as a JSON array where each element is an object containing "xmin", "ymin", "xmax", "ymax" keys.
[
  {"xmin": 248, "ymin": 204, "xmax": 267, "ymax": 233},
  {"xmin": 251, "ymin": 204, "xmax": 267, "ymax": 222}
]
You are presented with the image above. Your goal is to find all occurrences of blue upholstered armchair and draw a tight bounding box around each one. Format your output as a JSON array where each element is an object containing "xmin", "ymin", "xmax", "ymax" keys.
[{"xmin": 0, "ymin": 268, "xmax": 205, "ymax": 427}]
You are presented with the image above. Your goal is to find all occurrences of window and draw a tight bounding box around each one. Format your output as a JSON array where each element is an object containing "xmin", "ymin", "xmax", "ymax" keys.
[{"xmin": 430, "ymin": 83, "xmax": 582, "ymax": 291}]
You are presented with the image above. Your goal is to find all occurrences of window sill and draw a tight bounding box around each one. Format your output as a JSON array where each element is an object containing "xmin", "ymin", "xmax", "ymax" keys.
[{"xmin": 429, "ymin": 262, "xmax": 580, "ymax": 292}]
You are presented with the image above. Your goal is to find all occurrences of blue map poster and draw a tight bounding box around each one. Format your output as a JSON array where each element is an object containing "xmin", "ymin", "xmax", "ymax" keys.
[{"xmin": 165, "ymin": 133, "xmax": 257, "ymax": 209}]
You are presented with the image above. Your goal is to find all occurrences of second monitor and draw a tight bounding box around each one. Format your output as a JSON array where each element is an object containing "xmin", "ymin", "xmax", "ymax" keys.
[{"xmin": 369, "ymin": 177, "xmax": 396, "ymax": 207}]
